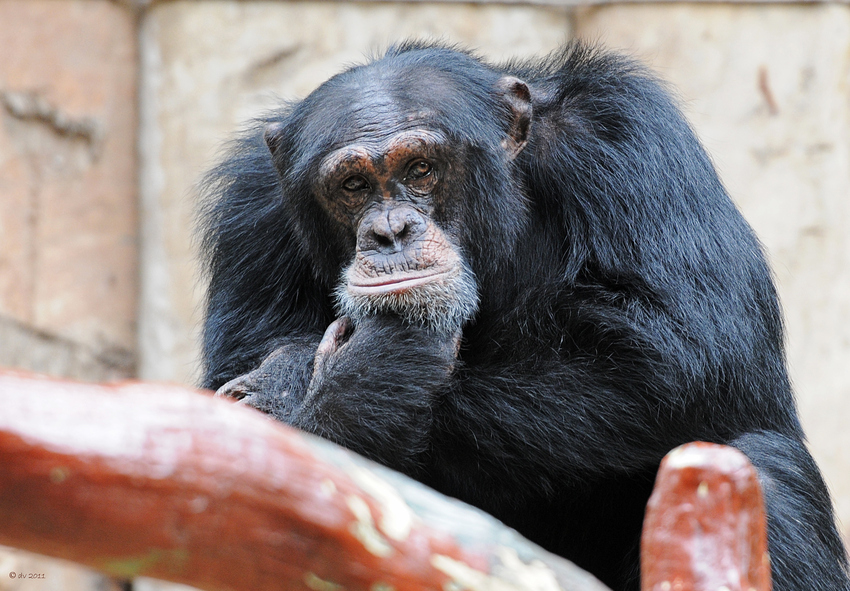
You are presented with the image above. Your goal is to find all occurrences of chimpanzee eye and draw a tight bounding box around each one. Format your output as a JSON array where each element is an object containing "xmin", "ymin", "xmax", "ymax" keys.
[
  {"xmin": 342, "ymin": 175, "xmax": 369, "ymax": 192},
  {"xmin": 407, "ymin": 160, "xmax": 432, "ymax": 180}
]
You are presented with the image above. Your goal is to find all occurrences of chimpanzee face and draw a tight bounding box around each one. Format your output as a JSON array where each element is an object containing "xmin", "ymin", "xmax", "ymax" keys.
[{"xmin": 314, "ymin": 125, "xmax": 478, "ymax": 334}]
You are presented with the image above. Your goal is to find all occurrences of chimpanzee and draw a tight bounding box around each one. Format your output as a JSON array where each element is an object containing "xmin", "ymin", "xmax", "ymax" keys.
[{"xmin": 197, "ymin": 41, "xmax": 850, "ymax": 590}]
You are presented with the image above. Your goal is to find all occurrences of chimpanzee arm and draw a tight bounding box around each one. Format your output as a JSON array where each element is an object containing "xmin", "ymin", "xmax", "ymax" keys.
[
  {"xmin": 432, "ymin": 354, "xmax": 680, "ymax": 490},
  {"xmin": 197, "ymin": 120, "xmax": 335, "ymax": 392},
  {"xmin": 431, "ymin": 293, "xmax": 795, "ymax": 491},
  {"xmin": 732, "ymin": 432, "xmax": 850, "ymax": 591}
]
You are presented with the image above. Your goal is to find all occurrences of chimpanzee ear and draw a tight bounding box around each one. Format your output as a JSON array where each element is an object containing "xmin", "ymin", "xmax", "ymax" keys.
[
  {"xmin": 495, "ymin": 76, "xmax": 532, "ymax": 159},
  {"xmin": 263, "ymin": 122, "xmax": 286, "ymax": 157}
]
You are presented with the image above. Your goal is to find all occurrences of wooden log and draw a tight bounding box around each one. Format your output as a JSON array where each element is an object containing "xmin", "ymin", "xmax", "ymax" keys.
[
  {"xmin": 641, "ymin": 442, "xmax": 772, "ymax": 591},
  {"xmin": 0, "ymin": 370, "xmax": 610, "ymax": 591}
]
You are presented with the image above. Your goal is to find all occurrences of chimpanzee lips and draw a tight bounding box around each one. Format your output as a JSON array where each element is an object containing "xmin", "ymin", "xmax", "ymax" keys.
[{"xmin": 348, "ymin": 270, "xmax": 450, "ymax": 295}]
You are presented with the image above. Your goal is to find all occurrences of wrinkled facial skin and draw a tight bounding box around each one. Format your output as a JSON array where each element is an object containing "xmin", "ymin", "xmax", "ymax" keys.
[{"xmin": 316, "ymin": 129, "xmax": 479, "ymax": 334}]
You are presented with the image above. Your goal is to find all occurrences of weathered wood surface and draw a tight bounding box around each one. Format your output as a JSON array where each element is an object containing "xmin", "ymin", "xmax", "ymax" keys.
[
  {"xmin": 641, "ymin": 442, "xmax": 772, "ymax": 591},
  {"xmin": 0, "ymin": 370, "xmax": 610, "ymax": 591},
  {"xmin": 0, "ymin": 370, "xmax": 772, "ymax": 591}
]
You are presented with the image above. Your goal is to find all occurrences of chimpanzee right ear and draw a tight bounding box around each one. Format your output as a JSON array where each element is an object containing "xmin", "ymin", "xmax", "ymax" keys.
[{"xmin": 264, "ymin": 122, "xmax": 286, "ymax": 157}]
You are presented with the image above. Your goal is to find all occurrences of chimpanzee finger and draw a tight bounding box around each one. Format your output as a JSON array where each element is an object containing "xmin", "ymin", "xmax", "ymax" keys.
[
  {"xmin": 313, "ymin": 316, "xmax": 353, "ymax": 378},
  {"xmin": 214, "ymin": 374, "xmax": 254, "ymax": 400}
]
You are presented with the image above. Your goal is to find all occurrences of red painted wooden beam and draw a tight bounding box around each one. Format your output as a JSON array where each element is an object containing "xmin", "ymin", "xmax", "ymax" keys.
[
  {"xmin": 0, "ymin": 370, "xmax": 609, "ymax": 591},
  {"xmin": 642, "ymin": 442, "xmax": 772, "ymax": 591}
]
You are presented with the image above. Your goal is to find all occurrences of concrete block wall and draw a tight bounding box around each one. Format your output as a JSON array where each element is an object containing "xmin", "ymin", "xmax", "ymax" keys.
[
  {"xmin": 0, "ymin": 0, "xmax": 137, "ymax": 382},
  {"xmin": 1, "ymin": 1, "xmax": 848, "ymax": 589}
]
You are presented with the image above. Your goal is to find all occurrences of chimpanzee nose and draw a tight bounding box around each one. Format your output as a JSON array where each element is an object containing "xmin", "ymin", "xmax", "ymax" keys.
[{"xmin": 360, "ymin": 206, "xmax": 426, "ymax": 254}]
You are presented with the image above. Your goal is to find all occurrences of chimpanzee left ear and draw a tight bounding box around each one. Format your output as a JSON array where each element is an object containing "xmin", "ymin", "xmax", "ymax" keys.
[
  {"xmin": 264, "ymin": 122, "xmax": 286, "ymax": 157},
  {"xmin": 495, "ymin": 76, "xmax": 533, "ymax": 159}
]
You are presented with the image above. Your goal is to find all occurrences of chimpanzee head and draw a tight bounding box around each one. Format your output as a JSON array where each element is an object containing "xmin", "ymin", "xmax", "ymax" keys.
[{"xmin": 263, "ymin": 44, "xmax": 533, "ymax": 332}]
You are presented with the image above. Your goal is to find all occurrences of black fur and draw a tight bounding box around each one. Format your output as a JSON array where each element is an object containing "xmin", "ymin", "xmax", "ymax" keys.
[{"xmin": 198, "ymin": 42, "xmax": 849, "ymax": 590}]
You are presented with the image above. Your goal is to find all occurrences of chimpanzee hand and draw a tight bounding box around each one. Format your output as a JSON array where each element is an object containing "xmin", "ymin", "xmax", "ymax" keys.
[
  {"xmin": 214, "ymin": 336, "xmax": 319, "ymax": 418},
  {"xmin": 216, "ymin": 314, "xmax": 458, "ymax": 473},
  {"xmin": 292, "ymin": 314, "xmax": 460, "ymax": 473},
  {"xmin": 308, "ymin": 315, "xmax": 459, "ymax": 389}
]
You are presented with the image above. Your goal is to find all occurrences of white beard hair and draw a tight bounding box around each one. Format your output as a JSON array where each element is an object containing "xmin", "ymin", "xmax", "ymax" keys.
[{"xmin": 334, "ymin": 261, "xmax": 479, "ymax": 334}]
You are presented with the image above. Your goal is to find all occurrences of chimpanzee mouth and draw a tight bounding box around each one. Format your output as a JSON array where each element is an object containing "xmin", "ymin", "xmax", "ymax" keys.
[
  {"xmin": 348, "ymin": 270, "xmax": 451, "ymax": 295},
  {"xmin": 336, "ymin": 260, "xmax": 478, "ymax": 333}
]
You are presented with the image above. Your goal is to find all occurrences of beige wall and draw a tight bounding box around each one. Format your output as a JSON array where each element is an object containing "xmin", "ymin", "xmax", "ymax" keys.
[
  {"xmin": 1, "ymin": 1, "xmax": 848, "ymax": 589},
  {"xmin": 0, "ymin": 0, "xmax": 137, "ymax": 382},
  {"xmin": 576, "ymin": 1, "xmax": 850, "ymax": 546}
]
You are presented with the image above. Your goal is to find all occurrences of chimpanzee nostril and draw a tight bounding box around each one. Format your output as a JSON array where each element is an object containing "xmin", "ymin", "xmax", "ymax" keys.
[
  {"xmin": 360, "ymin": 206, "xmax": 426, "ymax": 254},
  {"xmin": 369, "ymin": 214, "xmax": 399, "ymax": 247},
  {"xmin": 390, "ymin": 208, "xmax": 425, "ymax": 241},
  {"xmin": 372, "ymin": 232, "xmax": 394, "ymax": 249}
]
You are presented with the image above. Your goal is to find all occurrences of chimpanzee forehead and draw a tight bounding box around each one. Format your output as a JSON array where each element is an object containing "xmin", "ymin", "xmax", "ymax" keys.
[
  {"xmin": 336, "ymin": 89, "xmax": 440, "ymax": 142},
  {"xmin": 303, "ymin": 63, "xmax": 490, "ymax": 148}
]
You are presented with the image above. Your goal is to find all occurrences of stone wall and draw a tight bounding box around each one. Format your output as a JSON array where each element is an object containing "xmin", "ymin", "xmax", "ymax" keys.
[
  {"xmin": 1, "ymin": 0, "xmax": 848, "ymax": 589},
  {"xmin": 0, "ymin": 0, "xmax": 137, "ymax": 383}
]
